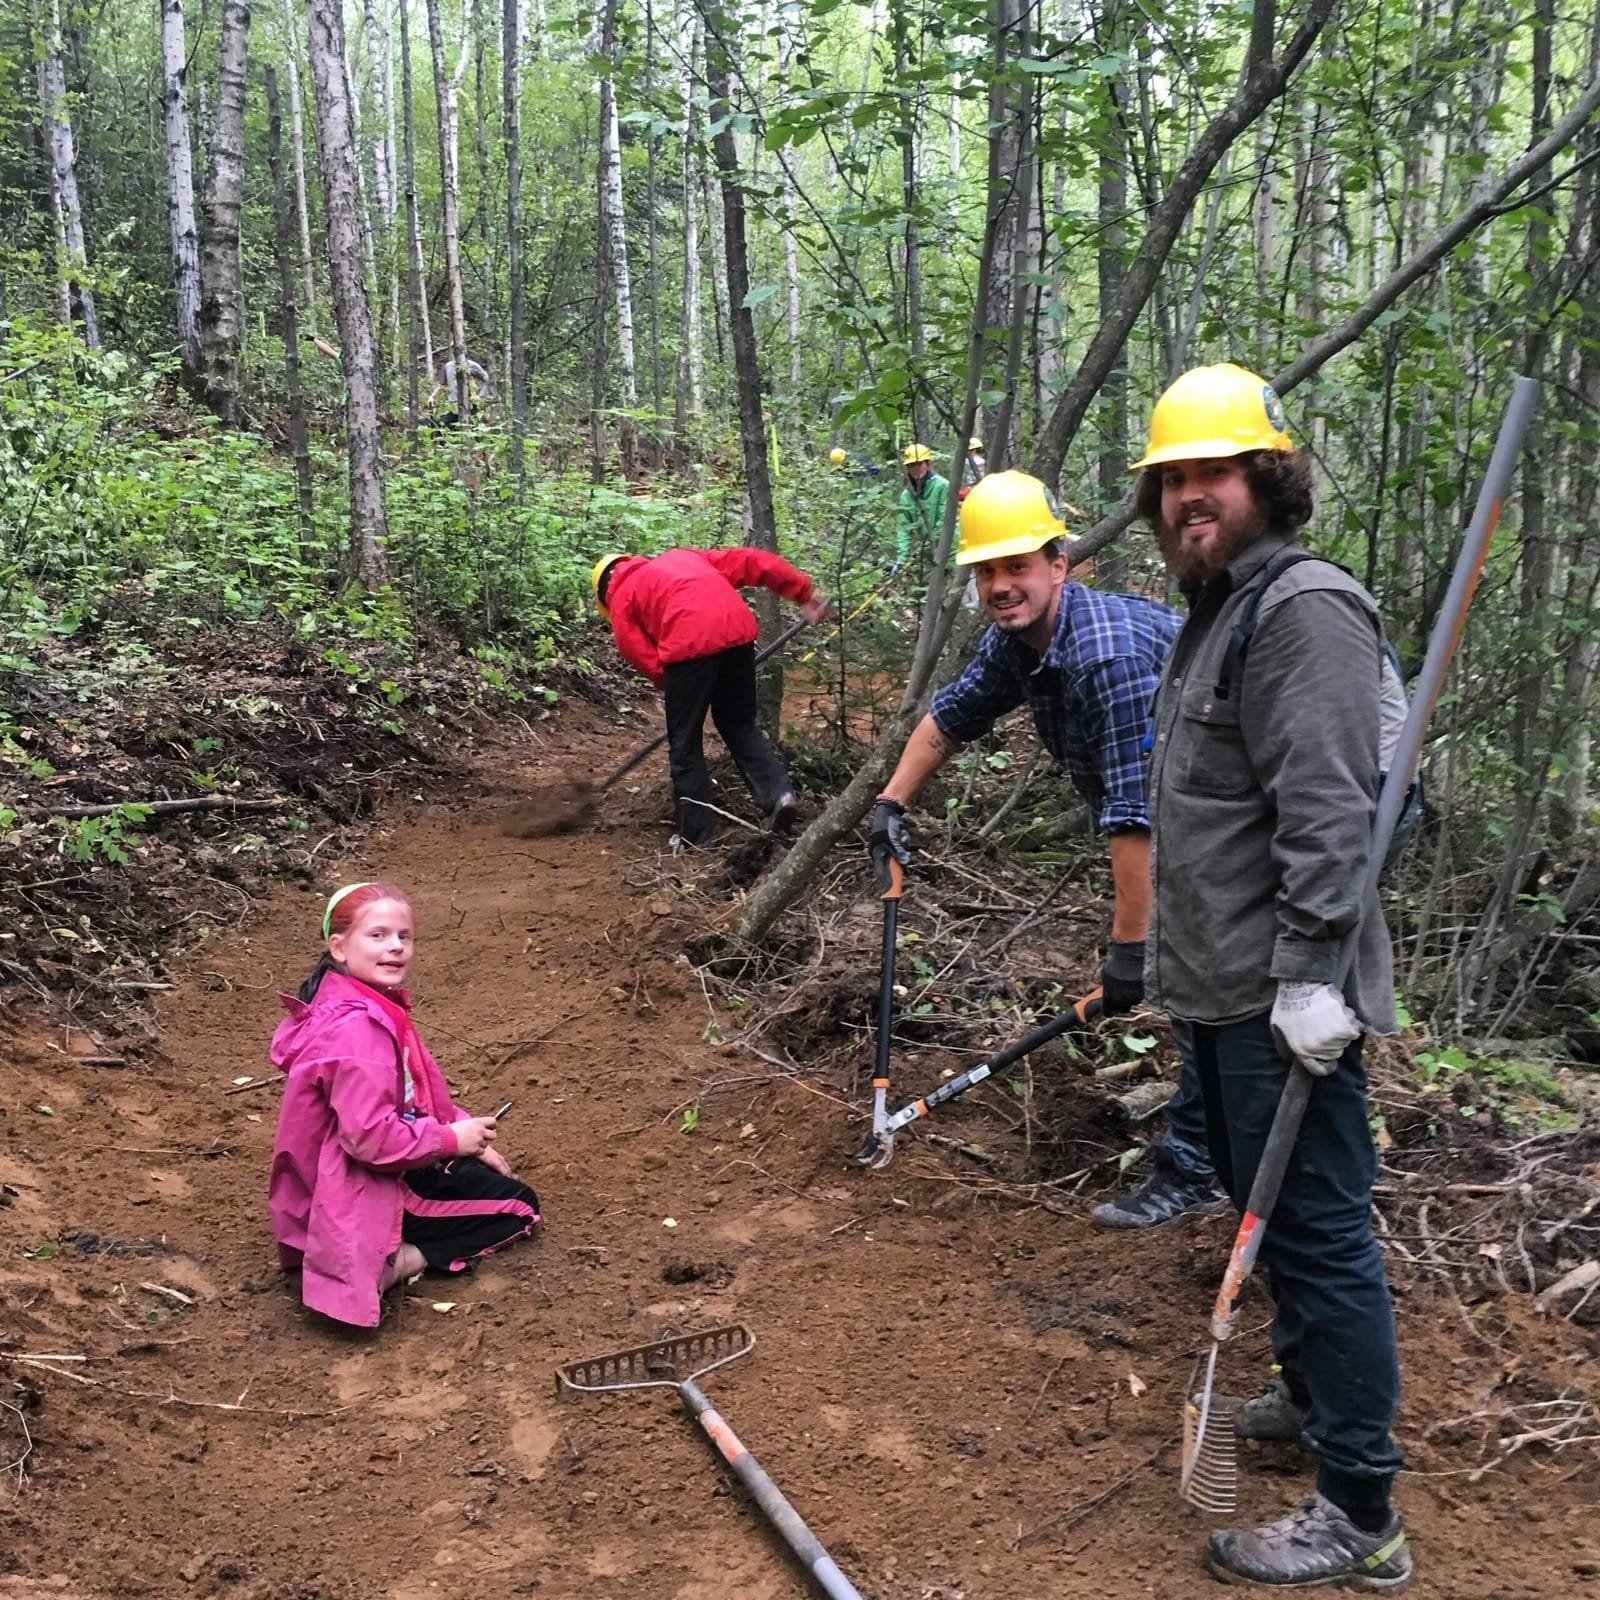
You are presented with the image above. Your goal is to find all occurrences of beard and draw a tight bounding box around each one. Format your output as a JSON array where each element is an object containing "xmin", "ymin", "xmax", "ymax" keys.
[{"xmin": 1157, "ymin": 505, "xmax": 1266, "ymax": 589}]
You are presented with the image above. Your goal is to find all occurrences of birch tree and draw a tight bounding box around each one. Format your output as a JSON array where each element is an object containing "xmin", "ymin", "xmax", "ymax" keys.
[
  {"xmin": 280, "ymin": 0, "xmax": 317, "ymax": 333},
  {"xmin": 503, "ymin": 0, "xmax": 527, "ymax": 471},
  {"xmin": 161, "ymin": 0, "xmax": 201, "ymax": 370},
  {"xmin": 598, "ymin": 0, "xmax": 639, "ymax": 460},
  {"xmin": 674, "ymin": 8, "xmax": 704, "ymax": 449},
  {"xmin": 399, "ymin": 0, "xmax": 432, "ymax": 433},
  {"xmin": 425, "ymin": 0, "xmax": 471, "ymax": 416},
  {"xmin": 33, "ymin": 0, "xmax": 98, "ymax": 347},
  {"xmin": 306, "ymin": 0, "xmax": 391, "ymax": 585},
  {"xmin": 197, "ymin": 0, "xmax": 252, "ymax": 421}
]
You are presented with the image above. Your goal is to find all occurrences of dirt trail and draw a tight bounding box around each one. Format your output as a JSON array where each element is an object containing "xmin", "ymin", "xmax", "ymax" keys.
[{"xmin": 2, "ymin": 722, "xmax": 1597, "ymax": 1599}]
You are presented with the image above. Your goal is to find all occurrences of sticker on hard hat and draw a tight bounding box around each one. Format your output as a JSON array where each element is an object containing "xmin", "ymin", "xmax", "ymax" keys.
[{"xmin": 1262, "ymin": 385, "xmax": 1287, "ymax": 432}]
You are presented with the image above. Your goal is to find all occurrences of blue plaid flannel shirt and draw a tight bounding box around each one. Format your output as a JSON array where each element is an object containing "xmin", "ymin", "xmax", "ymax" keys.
[{"xmin": 929, "ymin": 583, "xmax": 1181, "ymax": 834}]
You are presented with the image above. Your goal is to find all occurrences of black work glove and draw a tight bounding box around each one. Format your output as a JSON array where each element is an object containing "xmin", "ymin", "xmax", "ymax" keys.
[
  {"xmin": 868, "ymin": 796, "xmax": 911, "ymax": 890},
  {"xmin": 1098, "ymin": 938, "xmax": 1146, "ymax": 1017}
]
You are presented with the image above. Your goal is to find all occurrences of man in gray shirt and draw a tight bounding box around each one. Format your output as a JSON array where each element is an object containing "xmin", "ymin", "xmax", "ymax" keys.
[{"xmin": 1137, "ymin": 364, "xmax": 1410, "ymax": 1590}]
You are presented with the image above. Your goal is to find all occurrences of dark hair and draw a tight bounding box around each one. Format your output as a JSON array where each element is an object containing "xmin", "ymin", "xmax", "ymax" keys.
[
  {"xmin": 1132, "ymin": 448, "xmax": 1315, "ymax": 531},
  {"xmin": 1039, "ymin": 537, "xmax": 1064, "ymax": 562},
  {"xmin": 298, "ymin": 881, "xmax": 413, "ymax": 1002}
]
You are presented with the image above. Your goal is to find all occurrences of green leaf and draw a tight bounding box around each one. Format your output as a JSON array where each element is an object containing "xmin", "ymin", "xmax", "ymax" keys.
[{"xmin": 741, "ymin": 285, "xmax": 778, "ymax": 310}]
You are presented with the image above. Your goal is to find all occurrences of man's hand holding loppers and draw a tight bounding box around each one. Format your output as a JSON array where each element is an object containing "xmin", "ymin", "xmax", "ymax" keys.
[
  {"xmin": 1074, "ymin": 938, "xmax": 1145, "ymax": 1025},
  {"xmin": 1270, "ymin": 981, "xmax": 1360, "ymax": 1074}
]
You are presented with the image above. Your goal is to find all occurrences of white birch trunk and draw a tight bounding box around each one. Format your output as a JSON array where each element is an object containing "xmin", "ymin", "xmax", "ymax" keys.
[
  {"xmin": 362, "ymin": 0, "xmax": 393, "ymax": 219},
  {"xmin": 598, "ymin": 0, "xmax": 638, "ymax": 408},
  {"xmin": 676, "ymin": 8, "xmax": 703, "ymax": 429},
  {"xmin": 161, "ymin": 0, "xmax": 201, "ymax": 369},
  {"xmin": 198, "ymin": 0, "xmax": 251, "ymax": 420},
  {"xmin": 381, "ymin": 0, "xmax": 401, "ymax": 371},
  {"xmin": 306, "ymin": 0, "xmax": 391, "ymax": 585},
  {"xmin": 425, "ymin": 0, "xmax": 470, "ymax": 410},
  {"xmin": 281, "ymin": 0, "xmax": 317, "ymax": 333},
  {"xmin": 34, "ymin": 0, "xmax": 98, "ymax": 346}
]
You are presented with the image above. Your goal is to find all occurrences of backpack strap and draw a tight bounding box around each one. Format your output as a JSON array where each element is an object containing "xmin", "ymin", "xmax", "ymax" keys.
[{"xmin": 1213, "ymin": 548, "xmax": 1355, "ymax": 701}]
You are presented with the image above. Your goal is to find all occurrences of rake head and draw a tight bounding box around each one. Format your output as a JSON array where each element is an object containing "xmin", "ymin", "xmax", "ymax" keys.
[
  {"xmin": 556, "ymin": 1323, "xmax": 755, "ymax": 1397},
  {"xmin": 1180, "ymin": 1390, "xmax": 1242, "ymax": 1514}
]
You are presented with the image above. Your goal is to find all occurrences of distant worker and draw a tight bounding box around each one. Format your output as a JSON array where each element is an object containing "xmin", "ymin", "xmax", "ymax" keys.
[
  {"xmin": 592, "ymin": 548, "xmax": 832, "ymax": 848},
  {"xmin": 894, "ymin": 443, "xmax": 949, "ymax": 571},
  {"xmin": 429, "ymin": 354, "xmax": 491, "ymax": 423},
  {"xmin": 1140, "ymin": 363, "xmax": 1411, "ymax": 1589},
  {"xmin": 960, "ymin": 435, "xmax": 987, "ymax": 495},
  {"xmin": 828, "ymin": 447, "xmax": 848, "ymax": 469},
  {"xmin": 869, "ymin": 470, "xmax": 1181, "ymax": 1042}
]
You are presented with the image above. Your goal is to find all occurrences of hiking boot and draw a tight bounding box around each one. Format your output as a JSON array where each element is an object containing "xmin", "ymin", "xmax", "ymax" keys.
[
  {"xmin": 1090, "ymin": 1168, "xmax": 1229, "ymax": 1230},
  {"xmin": 767, "ymin": 791, "xmax": 800, "ymax": 833},
  {"xmin": 1235, "ymin": 1374, "xmax": 1310, "ymax": 1443},
  {"xmin": 1206, "ymin": 1494, "xmax": 1412, "ymax": 1590}
]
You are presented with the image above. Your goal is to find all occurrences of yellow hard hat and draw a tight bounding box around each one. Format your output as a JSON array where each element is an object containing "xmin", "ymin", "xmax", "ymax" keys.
[
  {"xmin": 954, "ymin": 471, "xmax": 1066, "ymax": 567},
  {"xmin": 1132, "ymin": 363, "xmax": 1293, "ymax": 470},
  {"xmin": 591, "ymin": 552, "xmax": 627, "ymax": 617},
  {"xmin": 969, "ymin": 436, "xmax": 984, "ymax": 451},
  {"xmin": 828, "ymin": 447, "xmax": 847, "ymax": 467},
  {"xmin": 902, "ymin": 443, "xmax": 933, "ymax": 467}
]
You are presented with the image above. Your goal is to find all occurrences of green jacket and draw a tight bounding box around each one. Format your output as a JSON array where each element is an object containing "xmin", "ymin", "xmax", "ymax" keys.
[{"xmin": 895, "ymin": 472, "xmax": 949, "ymax": 567}]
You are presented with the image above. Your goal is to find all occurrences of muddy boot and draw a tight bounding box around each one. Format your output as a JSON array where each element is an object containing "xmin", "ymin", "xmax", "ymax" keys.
[
  {"xmin": 1090, "ymin": 1168, "xmax": 1229, "ymax": 1229},
  {"xmin": 1206, "ymin": 1495, "xmax": 1412, "ymax": 1590},
  {"xmin": 766, "ymin": 790, "xmax": 799, "ymax": 834},
  {"xmin": 1235, "ymin": 1374, "xmax": 1310, "ymax": 1443}
]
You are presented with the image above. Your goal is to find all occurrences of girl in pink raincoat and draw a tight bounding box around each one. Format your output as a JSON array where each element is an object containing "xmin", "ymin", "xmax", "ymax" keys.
[{"xmin": 268, "ymin": 881, "xmax": 540, "ymax": 1327}]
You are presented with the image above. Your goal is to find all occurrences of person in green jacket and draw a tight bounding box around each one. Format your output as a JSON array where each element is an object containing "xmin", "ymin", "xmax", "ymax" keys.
[{"xmin": 894, "ymin": 443, "xmax": 950, "ymax": 571}]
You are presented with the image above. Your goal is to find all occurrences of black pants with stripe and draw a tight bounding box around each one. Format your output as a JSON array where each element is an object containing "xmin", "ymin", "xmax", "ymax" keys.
[{"xmin": 663, "ymin": 644, "xmax": 790, "ymax": 845}]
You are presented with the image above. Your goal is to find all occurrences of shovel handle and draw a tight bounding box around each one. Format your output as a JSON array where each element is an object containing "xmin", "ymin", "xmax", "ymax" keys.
[
  {"xmin": 679, "ymin": 1379, "xmax": 863, "ymax": 1600},
  {"xmin": 598, "ymin": 618, "xmax": 812, "ymax": 792}
]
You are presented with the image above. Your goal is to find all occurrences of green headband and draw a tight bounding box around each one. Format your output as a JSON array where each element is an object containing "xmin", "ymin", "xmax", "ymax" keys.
[{"xmin": 323, "ymin": 882, "xmax": 376, "ymax": 940}]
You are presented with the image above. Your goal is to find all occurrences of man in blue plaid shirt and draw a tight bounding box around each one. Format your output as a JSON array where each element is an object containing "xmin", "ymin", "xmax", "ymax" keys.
[{"xmin": 869, "ymin": 470, "xmax": 1224, "ymax": 1228}]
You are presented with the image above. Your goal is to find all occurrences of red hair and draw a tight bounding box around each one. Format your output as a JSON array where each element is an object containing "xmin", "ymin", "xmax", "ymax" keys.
[{"xmin": 324, "ymin": 881, "xmax": 413, "ymax": 940}]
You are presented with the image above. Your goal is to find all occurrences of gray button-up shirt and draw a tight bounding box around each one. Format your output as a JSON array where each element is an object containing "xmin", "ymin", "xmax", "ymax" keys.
[{"xmin": 1146, "ymin": 533, "xmax": 1396, "ymax": 1034}]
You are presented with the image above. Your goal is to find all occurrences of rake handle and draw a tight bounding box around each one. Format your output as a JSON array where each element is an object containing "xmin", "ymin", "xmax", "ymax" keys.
[{"xmin": 679, "ymin": 1379, "xmax": 863, "ymax": 1600}]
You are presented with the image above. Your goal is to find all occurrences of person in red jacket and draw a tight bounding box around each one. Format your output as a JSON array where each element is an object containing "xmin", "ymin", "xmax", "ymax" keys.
[{"xmin": 592, "ymin": 546, "xmax": 831, "ymax": 847}]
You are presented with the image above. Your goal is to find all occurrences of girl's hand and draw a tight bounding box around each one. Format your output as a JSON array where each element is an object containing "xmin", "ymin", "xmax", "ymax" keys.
[
  {"xmin": 479, "ymin": 1145, "xmax": 511, "ymax": 1177},
  {"xmin": 448, "ymin": 1115, "xmax": 498, "ymax": 1156}
]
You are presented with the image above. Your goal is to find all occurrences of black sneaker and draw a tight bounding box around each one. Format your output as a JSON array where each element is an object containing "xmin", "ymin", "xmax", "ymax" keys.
[
  {"xmin": 1090, "ymin": 1169, "xmax": 1229, "ymax": 1230},
  {"xmin": 1235, "ymin": 1374, "xmax": 1310, "ymax": 1443},
  {"xmin": 1206, "ymin": 1494, "xmax": 1412, "ymax": 1589}
]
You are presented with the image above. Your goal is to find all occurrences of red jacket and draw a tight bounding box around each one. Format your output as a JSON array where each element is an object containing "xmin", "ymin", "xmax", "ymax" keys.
[{"xmin": 605, "ymin": 546, "xmax": 815, "ymax": 686}]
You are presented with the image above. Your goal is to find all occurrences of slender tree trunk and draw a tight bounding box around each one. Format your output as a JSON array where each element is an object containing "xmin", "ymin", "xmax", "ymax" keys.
[
  {"xmin": 675, "ymin": 10, "xmax": 704, "ymax": 450},
  {"xmin": 645, "ymin": 0, "xmax": 663, "ymax": 418},
  {"xmin": 598, "ymin": 0, "xmax": 639, "ymax": 468},
  {"xmin": 282, "ymin": 0, "xmax": 317, "ymax": 334},
  {"xmin": 399, "ymin": 0, "xmax": 433, "ymax": 412},
  {"xmin": 382, "ymin": 0, "xmax": 402, "ymax": 373},
  {"xmin": 706, "ymin": 33, "xmax": 775, "ymax": 549},
  {"xmin": 197, "ymin": 0, "xmax": 251, "ymax": 421},
  {"xmin": 426, "ymin": 0, "xmax": 471, "ymax": 416},
  {"xmin": 34, "ymin": 0, "xmax": 99, "ymax": 346},
  {"xmin": 474, "ymin": 32, "xmax": 495, "ymax": 367},
  {"xmin": 161, "ymin": 0, "xmax": 201, "ymax": 370},
  {"xmin": 894, "ymin": 16, "xmax": 925, "ymax": 442},
  {"xmin": 702, "ymin": 153, "xmax": 729, "ymax": 365},
  {"xmin": 265, "ymin": 65, "xmax": 316, "ymax": 545},
  {"xmin": 503, "ymin": 0, "xmax": 527, "ymax": 470},
  {"xmin": 306, "ymin": 0, "xmax": 391, "ymax": 585},
  {"xmin": 361, "ymin": 0, "xmax": 398, "ymax": 364}
]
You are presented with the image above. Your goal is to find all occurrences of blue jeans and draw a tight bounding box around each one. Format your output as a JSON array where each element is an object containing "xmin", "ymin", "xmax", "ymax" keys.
[
  {"xmin": 1189, "ymin": 1012, "xmax": 1403, "ymax": 1512},
  {"xmin": 1154, "ymin": 1022, "xmax": 1216, "ymax": 1186}
]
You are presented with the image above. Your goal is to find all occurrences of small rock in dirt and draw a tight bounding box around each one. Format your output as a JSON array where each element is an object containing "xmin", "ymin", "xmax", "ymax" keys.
[
  {"xmin": 179, "ymin": 1553, "xmax": 210, "ymax": 1583},
  {"xmin": 580, "ymin": 1491, "xmax": 598, "ymax": 1506}
]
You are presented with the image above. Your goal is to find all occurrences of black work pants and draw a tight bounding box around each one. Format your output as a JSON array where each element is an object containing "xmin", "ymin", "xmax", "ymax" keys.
[
  {"xmin": 1189, "ymin": 1012, "xmax": 1403, "ymax": 1516},
  {"xmin": 662, "ymin": 644, "xmax": 790, "ymax": 845}
]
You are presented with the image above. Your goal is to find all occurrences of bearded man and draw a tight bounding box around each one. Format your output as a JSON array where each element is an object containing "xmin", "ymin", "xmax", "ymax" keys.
[{"xmin": 1138, "ymin": 364, "xmax": 1411, "ymax": 1590}]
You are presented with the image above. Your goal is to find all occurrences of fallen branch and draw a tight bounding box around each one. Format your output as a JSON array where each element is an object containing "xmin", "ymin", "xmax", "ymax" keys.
[
  {"xmin": 19, "ymin": 795, "xmax": 284, "ymax": 821},
  {"xmin": 0, "ymin": 1353, "xmax": 341, "ymax": 1418},
  {"xmin": 1011, "ymin": 1443, "xmax": 1168, "ymax": 1548}
]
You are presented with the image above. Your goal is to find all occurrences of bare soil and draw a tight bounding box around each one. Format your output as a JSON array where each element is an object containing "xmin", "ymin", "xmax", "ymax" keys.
[{"xmin": 2, "ymin": 718, "xmax": 1598, "ymax": 1599}]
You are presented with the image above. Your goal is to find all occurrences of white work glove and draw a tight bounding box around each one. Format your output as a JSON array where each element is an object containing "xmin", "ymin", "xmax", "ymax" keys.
[{"xmin": 1270, "ymin": 981, "xmax": 1360, "ymax": 1076}]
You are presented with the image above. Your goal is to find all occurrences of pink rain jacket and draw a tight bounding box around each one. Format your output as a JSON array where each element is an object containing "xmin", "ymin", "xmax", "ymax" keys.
[{"xmin": 268, "ymin": 971, "xmax": 464, "ymax": 1327}]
